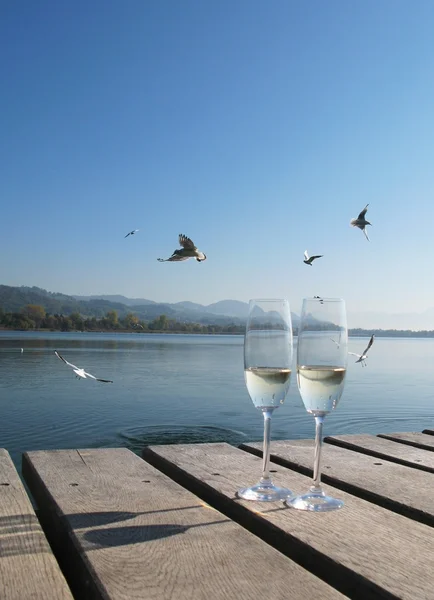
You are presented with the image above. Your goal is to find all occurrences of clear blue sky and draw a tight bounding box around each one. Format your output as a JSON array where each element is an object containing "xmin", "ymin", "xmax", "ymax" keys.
[{"xmin": 2, "ymin": 0, "xmax": 434, "ymax": 324}]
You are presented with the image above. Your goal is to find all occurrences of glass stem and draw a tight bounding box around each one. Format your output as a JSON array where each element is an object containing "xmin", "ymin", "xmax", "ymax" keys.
[
  {"xmin": 260, "ymin": 409, "xmax": 274, "ymax": 483},
  {"xmin": 312, "ymin": 415, "xmax": 325, "ymax": 493}
]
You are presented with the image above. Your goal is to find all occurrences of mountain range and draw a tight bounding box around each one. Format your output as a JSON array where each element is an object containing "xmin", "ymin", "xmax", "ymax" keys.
[
  {"xmin": 72, "ymin": 295, "xmax": 301, "ymax": 325},
  {"xmin": 3, "ymin": 285, "xmax": 434, "ymax": 331},
  {"xmin": 0, "ymin": 286, "xmax": 300, "ymax": 327},
  {"xmin": 58, "ymin": 294, "xmax": 434, "ymax": 330},
  {"xmin": 73, "ymin": 294, "xmax": 250, "ymax": 317}
]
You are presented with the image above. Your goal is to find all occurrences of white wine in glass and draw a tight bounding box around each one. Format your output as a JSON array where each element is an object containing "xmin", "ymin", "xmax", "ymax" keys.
[
  {"xmin": 238, "ymin": 299, "xmax": 293, "ymax": 502},
  {"xmin": 287, "ymin": 297, "xmax": 348, "ymax": 511}
]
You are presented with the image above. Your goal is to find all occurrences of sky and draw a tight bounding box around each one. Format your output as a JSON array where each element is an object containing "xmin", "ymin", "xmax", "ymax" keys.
[{"xmin": 2, "ymin": 1, "xmax": 434, "ymax": 328}]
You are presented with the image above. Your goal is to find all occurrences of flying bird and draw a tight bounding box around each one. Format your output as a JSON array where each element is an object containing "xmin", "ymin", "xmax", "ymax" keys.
[
  {"xmin": 330, "ymin": 337, "xmax": 340, "ymax": 348},
  {"xmin": 124, "ymin": 229, "xmax": 139, "ymax": 238},
  {"xmin": 350, "ymin": 204, "xmax": 371, "ymax": 241},
  {"xmin": 157, "ymin": 234, "xmax": 207, "ymax": 262},
  {"xmin": 55, "ymin": 351, "xmax": 113, "ymax": 383},
  {"xmin": 348, "ymin": 335, "xmax": 375, "ymax": 367},
  {"xmin": 304, "ymin": 250, "xmax": 323, "ymax": 266}
]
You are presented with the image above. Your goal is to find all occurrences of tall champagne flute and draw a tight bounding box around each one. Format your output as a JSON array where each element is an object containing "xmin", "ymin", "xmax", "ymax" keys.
[
  {"xmin": 287, "ymin": 297, "xmax": 348, "ymax": 511},
  {"xmin": 238, "ymin": 299, "xmax": 293, "ymax": 502}
]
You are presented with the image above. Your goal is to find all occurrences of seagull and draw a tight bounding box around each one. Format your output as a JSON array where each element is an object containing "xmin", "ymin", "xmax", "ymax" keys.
[
  {"xmin": 157, "ymin": 234, "xmax": 207, "ymax": 262},
  {"xmin": 55, "ymin": 351, "xmax": 113, "ymax": 383},
  {"xmin": 125, "ymin": 229, "xmax": 139, "ymax": 238},
  {"xmin": 348, "ymin": 335, "xmax": 375, "ymax": 367},
  {"xmin": 330, "ymin": 337, "xmax": 340, "ymax": 348},
  {"xmin": 303, "ymin": 250, "xmax": 323, "ymax": 266},
  {"xmin": 350, "ymin": 204, "xmax": 371, "ymax": 241}
]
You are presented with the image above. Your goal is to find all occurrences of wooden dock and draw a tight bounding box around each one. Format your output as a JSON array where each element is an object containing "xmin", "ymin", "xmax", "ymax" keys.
[{"xmin": 1, "ymin": 430, "xmax": 433, "ymax": 599}]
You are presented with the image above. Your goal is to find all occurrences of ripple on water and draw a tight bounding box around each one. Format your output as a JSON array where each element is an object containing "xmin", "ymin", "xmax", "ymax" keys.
[{"xmin": 117, "ymin": 424, "xmax": 248, "ymax": 455}]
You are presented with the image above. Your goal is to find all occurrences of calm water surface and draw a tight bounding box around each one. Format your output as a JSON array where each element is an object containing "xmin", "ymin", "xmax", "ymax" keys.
[{"xmin": 1, "ymin": 331, "xmax": 433, "ymax": 470}]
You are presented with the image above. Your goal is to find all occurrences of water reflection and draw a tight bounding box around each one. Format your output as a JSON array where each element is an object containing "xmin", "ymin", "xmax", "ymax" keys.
[{"xmin": 2, "ymin": 332, "xmax": 434, "ymax": 473}]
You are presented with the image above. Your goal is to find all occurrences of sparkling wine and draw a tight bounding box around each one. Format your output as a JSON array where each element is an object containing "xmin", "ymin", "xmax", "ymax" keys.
[
  {"xmin": 297, "ymin": 365, "xmax": 346, "ymax": 415},
  {"xmin": 244, "ymin": 367, "xmax": 292, "ymax": 409}
]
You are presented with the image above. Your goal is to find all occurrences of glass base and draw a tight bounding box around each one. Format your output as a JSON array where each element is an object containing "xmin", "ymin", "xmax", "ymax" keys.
[
  {"xmin": 286, "ymin": 488, "xmax": 344, "ymax": 512},
  {"xmin": 237, "ymin": 480, "xmax": 292, "ymax": 502}
]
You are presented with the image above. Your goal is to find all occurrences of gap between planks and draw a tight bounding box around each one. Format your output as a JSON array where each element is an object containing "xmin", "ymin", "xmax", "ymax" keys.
[
  {"xmin": 23, "ymin": 448, "xmax": 345, "ymax": 600},
  {"xmin": 239, "ymin": 439, "xmax": 434, "ymax": 528},
  {"xmin": 143, "ymin": 443, "xmax": 421, "ymax": 600},
  {"xmin": 324, "ymin": 433, "xmax": 434, "ymax": 474}
]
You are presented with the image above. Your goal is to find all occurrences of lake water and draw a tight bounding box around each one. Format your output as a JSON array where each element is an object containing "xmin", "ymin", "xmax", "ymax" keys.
[{"xmin": 1, "ymin": 331, "xmax": 433, "ymax": 471}]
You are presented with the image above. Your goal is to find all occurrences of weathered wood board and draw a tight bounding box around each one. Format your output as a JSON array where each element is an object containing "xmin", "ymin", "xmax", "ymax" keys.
[
  {"xmin": 378, "ymin": 431, "xmax": 434, "ymax": 451},
  {"xmin": 22, "ymin": 448, "xmax": 344, "ymax": 600},
  {"xmin": 0, "ymin": 449, "xmax": 73, "ymax": 600},
  {"xmin": 241, "ymin": 438, "xmax": 434, "ymax": 524},
  {"xmin": 325, "ymin": 433, "xmax": 434, "ymax": 472},
  {"xmin": 143, "ymin": 442, "xmax": 434, "ymax": 600}
]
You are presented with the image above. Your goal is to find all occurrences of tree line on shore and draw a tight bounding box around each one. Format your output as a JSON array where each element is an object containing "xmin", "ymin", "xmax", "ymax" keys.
[
  {"xmin": 0, "ymin": 304, "xmax": 244, "ymax": 334},
  {"xmin": 2, "ymin": 304, "xmax": 434, "ymax": 337}
]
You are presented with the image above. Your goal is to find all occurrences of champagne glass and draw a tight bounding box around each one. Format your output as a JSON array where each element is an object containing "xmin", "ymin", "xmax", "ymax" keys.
[
  {"xmin": 237, "ymin": 299, "xmax": 293, "ymax": 502},
  {"xmin": 287, "ymin": 297, "xmax": 348, "ymax": 511}
]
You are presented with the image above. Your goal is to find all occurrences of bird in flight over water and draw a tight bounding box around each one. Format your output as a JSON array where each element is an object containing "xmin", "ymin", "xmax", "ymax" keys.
[
  {"xmin": 348, "ymin": 335, "xmax": 375, "ymax": 367},
  {"xmin": 350, "ymin": 204, "xmax": 371, "ymax": 241},
  {"xmin": 124, "ymin": 229, "xmax": 139, "ymax": 238},
  {"xmin": 157, "ymin": 234, "xmax": 207, "ymax": 262},
  {"xmin": 330, "ymin": 336, "xmax": 340, "ymax": 348},
  {"xmin": 303, "ymin": 250, "xmax": 323, "ymax": 266},
  {"xmin": 55, "ymin": 351, "xmax": 113, "ymax": 383}
]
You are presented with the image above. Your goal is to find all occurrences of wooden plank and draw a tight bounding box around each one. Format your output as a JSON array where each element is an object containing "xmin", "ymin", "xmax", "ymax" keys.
[
  {"xmin": 241, "ymin": 439, "xmax": 434, "ymax": 526},
  {"xmin": 378, "ymin": 431, "xmax": 434, "ymax": 451},
  {"xmin": 22, "ymin": 448, "xmax": 344, "ymax": 600},
  {"xmin": 0, "ymin": 449, "xmax": 73, "ymax": 600},
  {"xmin": 143, "ymin": 442, "xmax": 434, "ymax": 600},
  {"xmin": 324, "ymin": 433, "xmax": 434, "ymax": 473}
]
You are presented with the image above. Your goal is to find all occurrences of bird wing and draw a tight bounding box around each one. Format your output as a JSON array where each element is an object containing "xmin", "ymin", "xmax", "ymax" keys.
[
  {"xmin": 310, "ymin": 255, "xmax": 323, "ymax": 261},
  {"xmin": 168, "ymin": 254, "xmax": 190, "ymax": 261},
  {"xmin": 358, "ymin": 204, "xmax": 369, "ymax": 219},
  {"xmin": 362, "ymin": 227, "xmax": 370, "ymax": 241},
  {"xmin": 158, "ymin": 254, "xmax": 189, "ymax": 262},
  {"xmin": 362, "ymin": 335, "xmax": 375, "ymax": 355},
  {"xmin": 304, "ymin": 250, "xmax": 309, "ymax": 260},
  {"xmin": 55, "ymin": 351, "xmax": 79, "ymax": 370},
  {"xmin": 179, "ymin": 234, "xmax": 196, "ymax": 250},
  {"xmin": 83, "ymin": 370, "xmax": 113, "ymax": 383},
  {"xmin": 330, "ymin": 338, "xmax": 340, "ymax": 347},
  {"xmin": 348, "ymin": 352, "xmax": 361, "ymax": 358},
  {"xmin": 124, "ymin": 232, "xmax": 131, "ymax": 238},
  {"xmin": 83, "ymin": 370, "xmax": 97, "ymax": 380}
]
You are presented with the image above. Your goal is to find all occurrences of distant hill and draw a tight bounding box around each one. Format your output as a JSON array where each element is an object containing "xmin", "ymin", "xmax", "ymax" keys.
[
  {"xmin": 0, "ymin": 285, "xmax": 300, "ymax": 327},
  {"xmin": 0, "ymin": 285, "xmax": 83, "ymax": 315},
  {"xmin": 0, "ymin": 285, "xmax": 246, "ymax": 326},
  {"xmin": 73, "ymin": 294, "xmax": 156, "ymax": 306},
  {"xmin": 73, "ymin": 294, "xmax": 300, "ymax": 326},
  {"xmin": 205, "ymin": 299, "xmax": 249, "ymax": 318},
  {"xmin": 73, "ymin": 295, "xmax": 249, "ymax": 316},
  {"xmin": 172, "ymin": 301, "xmax": 206, "ymax": 311},
  {"xmin": 4, "ymin": 286, "xmax": 434, "ymax": 333}
]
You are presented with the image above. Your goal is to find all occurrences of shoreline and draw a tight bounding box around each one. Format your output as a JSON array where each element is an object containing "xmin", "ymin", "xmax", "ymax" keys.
[{"xmin": 2, "ymin": 327, "xmax": 434, "ymax": 338}]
